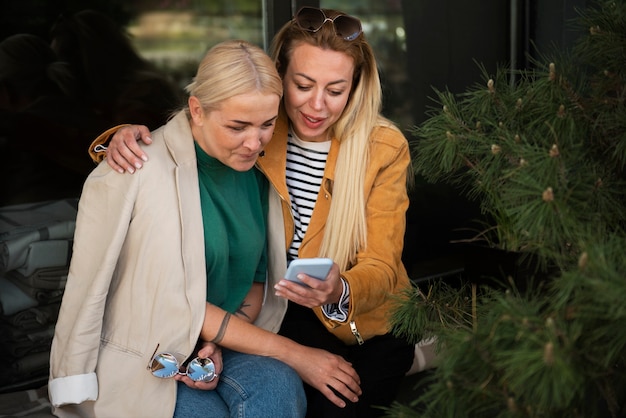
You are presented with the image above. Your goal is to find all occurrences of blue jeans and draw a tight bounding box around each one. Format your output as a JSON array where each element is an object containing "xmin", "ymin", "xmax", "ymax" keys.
[{"xmin": 173, "ymin": 349, "xmax": 306, "ymax": 418}]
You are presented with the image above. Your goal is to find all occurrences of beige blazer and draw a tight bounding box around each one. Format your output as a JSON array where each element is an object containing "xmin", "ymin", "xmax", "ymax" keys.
[{"xmin": 48, "ymin": 111, "xmax": 280, "ymax": 417}]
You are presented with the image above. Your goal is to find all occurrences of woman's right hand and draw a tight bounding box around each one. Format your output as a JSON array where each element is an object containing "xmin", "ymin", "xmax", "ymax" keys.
[
  {"xmin": 175, "ymin": 341, "xmax": 223, "ymax": 391},
  {"xmin": 105, "ymin": 124, "xmax": 152, "ymax": 174},
  {"xmin": 288, "ymin": 345, "xmax": 361, "ymax": 408}
]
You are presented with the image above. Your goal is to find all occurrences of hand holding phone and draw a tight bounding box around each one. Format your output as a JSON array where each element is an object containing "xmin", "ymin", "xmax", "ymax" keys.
[{"xmin": 284, "ymin": 258, "xmax": 333, "ymax": 285}]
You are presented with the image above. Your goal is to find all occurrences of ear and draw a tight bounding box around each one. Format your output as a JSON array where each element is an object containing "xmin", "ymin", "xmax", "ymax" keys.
[{"xmin": 188, "ymin": 96, "xmax": 204, "ymax": 126}]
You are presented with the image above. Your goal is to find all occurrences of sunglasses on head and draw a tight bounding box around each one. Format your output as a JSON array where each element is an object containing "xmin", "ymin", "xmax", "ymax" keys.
[
  {"xmin": 147, "ymin": 344, "xmax": 217, "ymax": 383},
  {"xmin": 293, "ymin": 6, "xmax": 362, "ymax": 41}
]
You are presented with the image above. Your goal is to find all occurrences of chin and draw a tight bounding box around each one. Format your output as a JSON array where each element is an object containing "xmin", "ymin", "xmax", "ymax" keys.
[
  {"xmin": 296, "ymin": 123, "xmax": 327, "ymax": 141},
  {"xmin": 231, "ymin": 162, "xmax": 256, "ymax": 172}
]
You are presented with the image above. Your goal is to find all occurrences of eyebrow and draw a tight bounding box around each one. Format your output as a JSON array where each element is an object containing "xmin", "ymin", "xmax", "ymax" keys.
[
  {"xmin": 229, "ymin": 115, "xmax": 279, "ymax": 125},
  {"xmin": 294, "ymin": 72, "xmax": 349, "ymax": 86}
]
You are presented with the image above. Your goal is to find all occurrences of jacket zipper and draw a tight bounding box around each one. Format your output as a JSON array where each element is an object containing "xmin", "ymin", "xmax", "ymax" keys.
[{"xmin": 350, "ymin": 321, "xmax": 364, "ymax": 345}]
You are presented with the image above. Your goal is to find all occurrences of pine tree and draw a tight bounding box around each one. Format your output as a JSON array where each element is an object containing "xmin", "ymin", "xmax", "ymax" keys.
[{"xmin": 387, "ymin": 1, "xmax": 626, "ymax": 416}]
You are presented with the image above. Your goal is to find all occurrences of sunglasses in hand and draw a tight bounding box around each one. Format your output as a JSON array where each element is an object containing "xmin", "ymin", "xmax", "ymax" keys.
[{"xmin": 147, "ymin": 343, "xmax": 218, "ymax": 383}]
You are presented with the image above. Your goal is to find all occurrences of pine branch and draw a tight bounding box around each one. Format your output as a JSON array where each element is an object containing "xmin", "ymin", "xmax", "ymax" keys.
[{"xmin": 391, "ymin": 1, "xmax": 626, "ymax": 417}]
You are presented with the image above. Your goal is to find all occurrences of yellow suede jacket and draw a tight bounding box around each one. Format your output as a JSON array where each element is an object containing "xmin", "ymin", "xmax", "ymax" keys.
[
  {"xmin": 256, "ymin": 112, "xmax": 413, "ymax": 345},
  {"xmin": 88, "ymin": 112, "xmax": 413, "ymax": 345}
]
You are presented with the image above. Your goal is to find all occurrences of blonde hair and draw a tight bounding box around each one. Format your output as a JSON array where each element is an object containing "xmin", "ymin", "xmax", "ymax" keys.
[
  {"xmin": 271, "ymin": 9, "xmax": 402, "ymax": 271},
  {"xmin": 185, "ymin": 40, "xmax": 282, "ymax": 114}
]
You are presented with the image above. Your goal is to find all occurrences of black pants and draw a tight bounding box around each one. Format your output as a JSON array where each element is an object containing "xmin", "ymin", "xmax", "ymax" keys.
[{"xmin": 278, "ymin": 302, "xmax": 414, "ymax": 418}]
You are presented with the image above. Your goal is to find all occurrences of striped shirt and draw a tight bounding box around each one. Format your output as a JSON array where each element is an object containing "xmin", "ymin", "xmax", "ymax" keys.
[
  {"xmin": 285, "ymin": 128, "xmax": 349, "ymax": 322},
  {"xmin": 286, "ymin": 130, "xmax": 330, "ymax": 261}
]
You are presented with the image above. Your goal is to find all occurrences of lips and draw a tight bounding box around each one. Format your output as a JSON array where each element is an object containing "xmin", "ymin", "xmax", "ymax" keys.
[
  {"xmin": 240, "ymin": 154, "xmax": 258, "ymax": 160},
  {"xmin": 300, "ymin": 113, "xmax": 325, "ymax": 130}
]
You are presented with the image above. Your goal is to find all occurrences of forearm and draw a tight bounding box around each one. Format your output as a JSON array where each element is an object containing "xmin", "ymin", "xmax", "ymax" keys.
[{"xmin": 201, "ymin": 302, "xmax": 300, "ymax": 366}]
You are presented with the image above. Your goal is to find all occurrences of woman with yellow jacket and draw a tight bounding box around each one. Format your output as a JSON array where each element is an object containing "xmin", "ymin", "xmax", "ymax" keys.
[{"xmin": 88, "ymin": 7, "xmax": 414, "ymax": 418}]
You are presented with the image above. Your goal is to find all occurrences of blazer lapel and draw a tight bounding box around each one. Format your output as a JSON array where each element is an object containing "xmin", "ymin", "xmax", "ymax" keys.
[{"xmin": 163, "ymin": 112, "xmax": 207, "ymax": 343}]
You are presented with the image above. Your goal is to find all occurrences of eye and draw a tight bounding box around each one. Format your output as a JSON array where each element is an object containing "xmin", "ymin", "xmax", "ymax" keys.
[
  {"xmin": 296, "ymin": 83, "xmax": 312, "ymax": 91},
  {"xmin": 329, "ymin": 89, "xmax": 344, "ymax": 96},
  {"xmin": 228, "ymin": 125, "xmax": 246, "ymax": 132},
  {"xmin": 261, "ymin": 121, "xmax": 275, "ymax": 130}
]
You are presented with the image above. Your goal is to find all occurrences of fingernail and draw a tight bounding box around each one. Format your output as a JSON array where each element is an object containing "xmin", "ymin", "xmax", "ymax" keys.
[
  {"xmin": 128, "ymin": 167, "xmax": 135, "ymax": 174},
  {"xmin": 134, "ymin": 162, "xmax": 142, "ymax": 169},
  {"xmin": 142, "ymin": 155, "xmax": 148, "ymax": 162}
]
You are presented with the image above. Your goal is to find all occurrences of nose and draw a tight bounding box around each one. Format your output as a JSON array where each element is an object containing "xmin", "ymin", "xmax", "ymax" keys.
[
  {"xmin": 243, "ymin": 130, "xmax": 263, "ymax": 151},
  {"xmin": 309, "ymin": 87, "xmax": 324, "ymax": 111}
]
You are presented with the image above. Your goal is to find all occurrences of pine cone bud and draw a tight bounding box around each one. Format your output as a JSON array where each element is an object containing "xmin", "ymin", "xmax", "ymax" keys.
[
  {"xmin": 549, "ymin": 63, "xmax": 556, "ymax": 81},
  {"xmin": 507, "ymin": 397, "xmax": 518, "ymax": 412},
  {"xmin": 542, "ymin": 187, "xmax": 554, "ymax": 202},
  {"xmin": 543, "ymin": 341, "xmax": 554, "ymax": 366},
  {"xmin": 514, "ymin": 134, "xmax": 521, "ymax": 143},
  {"xmin": 487, "ymin": 78, "xmax": 495, "ymax": 93},
  {"xmin": 578, "ymin": 251, "xmax": 588, "ymax": 270},
  {"xmin": 491, "ymin": 144, "xmax": 502, "ymax": 155},
  {"xmin": 549, "ymin": 144, "xmax": 560, "ymax": 157},
  {"xmin": 557, "ymin": 104, "xmax": 566, "ymax": 118}
]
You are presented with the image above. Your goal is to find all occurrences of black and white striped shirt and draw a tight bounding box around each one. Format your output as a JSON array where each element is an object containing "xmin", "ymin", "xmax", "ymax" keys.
[
  {"xmin": 285, "ymin": 129, "xmax": 350, "ymax": 322},
  {"xmin": 286, "ymin": 130, "xmax": 330, "ymax": 261}
]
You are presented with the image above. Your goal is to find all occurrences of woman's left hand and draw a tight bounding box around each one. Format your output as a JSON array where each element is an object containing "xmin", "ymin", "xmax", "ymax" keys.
[
  {"xmin": 175, "ymin": 341, "xmax": 223, "ymax": 390},
  {"xmin": 274, "ymin": 262, "xmax": 343, "ymax": 308}
]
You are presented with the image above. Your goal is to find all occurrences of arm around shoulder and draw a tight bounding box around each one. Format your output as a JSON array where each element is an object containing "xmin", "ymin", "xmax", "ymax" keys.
[
  {"xmin": 88, "ymin": 124, "xmax": 131, "ymax": 163},
  {"xmin": 88, "ymin": 124, "xmax": 153, "ymax": 173}
]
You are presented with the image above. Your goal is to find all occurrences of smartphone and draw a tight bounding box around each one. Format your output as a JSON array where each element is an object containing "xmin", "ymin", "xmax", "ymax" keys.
[{"xmin": 284, "ymin": 258, "xmax": 333, "ymax": 285}]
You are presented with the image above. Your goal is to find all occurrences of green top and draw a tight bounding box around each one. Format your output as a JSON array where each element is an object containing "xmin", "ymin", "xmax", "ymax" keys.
[{"xmin": 195, "ymin": 141, "xmax": 268, "ymax": 313}]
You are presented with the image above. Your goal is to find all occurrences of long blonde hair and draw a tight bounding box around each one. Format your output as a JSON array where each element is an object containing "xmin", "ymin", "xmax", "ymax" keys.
[{"xmin": 271, "ymin": 9, "xmax": 401, "ymax": 270}]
